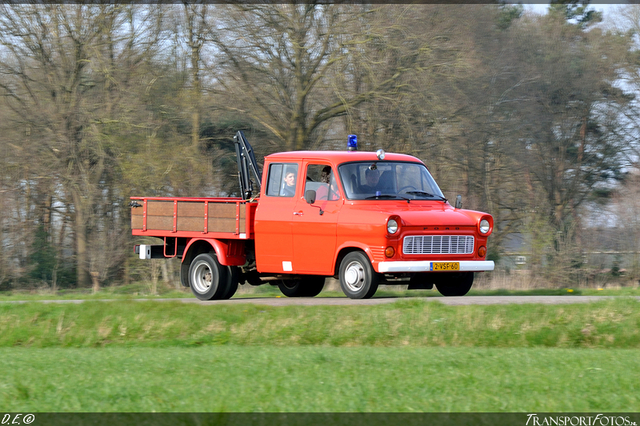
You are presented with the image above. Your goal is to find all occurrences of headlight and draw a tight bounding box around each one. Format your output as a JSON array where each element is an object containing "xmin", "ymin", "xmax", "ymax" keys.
[
  {"xmin": 387, "ymin": 219, "xmax": 398, "ymax": 234},
  {"xmin": 480, "ymin": 219, "xmax": 490, "ymax": 234}
]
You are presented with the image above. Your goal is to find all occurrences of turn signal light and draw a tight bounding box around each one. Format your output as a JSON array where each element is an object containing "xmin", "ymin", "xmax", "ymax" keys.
[
  {"xmin": 478, "ymin": 246, "xmax": 487, "ymax": 257},
  {"xmin": 385, "ymin": 246, "xmax": 395, "ymax": 258}
]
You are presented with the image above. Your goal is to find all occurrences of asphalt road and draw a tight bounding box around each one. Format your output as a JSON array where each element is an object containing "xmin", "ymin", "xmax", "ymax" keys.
[{"xmin": 4, "ymin": 295, "xmax": 638, "ymax": 306}]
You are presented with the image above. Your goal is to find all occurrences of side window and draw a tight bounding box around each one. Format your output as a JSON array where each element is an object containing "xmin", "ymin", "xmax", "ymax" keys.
[
  {"xmin": 266, "ymin": 163, "xmax": 299, "ymax": 197},
  {"xmin": 305, "ymin": 164, "xmax": 340, "ymax": 201},
  {"xmin": 327, "ymin": 173, "xmax": 340, "ymax": 201}
]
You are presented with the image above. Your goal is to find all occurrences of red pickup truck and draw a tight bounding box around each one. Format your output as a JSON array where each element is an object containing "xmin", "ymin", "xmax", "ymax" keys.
[{"xmin": 131, "ymin": 132, "xmax": 494, "ymax": 300}]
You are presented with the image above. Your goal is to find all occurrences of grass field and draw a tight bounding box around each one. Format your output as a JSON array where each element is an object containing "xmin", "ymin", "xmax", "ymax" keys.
[
  {"xmin": 0, "ymin": 298, "xmax": 638, "ymax": 349},
  {"xmin": 1, "ymin": 346, "xmax": 638, "ymax": 412},
  {"xmin": 0, "ymin": 298, "xmax": 638, "ymax": 412}
]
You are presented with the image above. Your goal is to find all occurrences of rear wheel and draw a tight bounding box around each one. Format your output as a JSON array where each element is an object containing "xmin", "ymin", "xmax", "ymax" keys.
[
  {"xmin": 339, "ymin": 252, "xmax": 379, "ymax": 299},
  {"xmin": 277, "ymin": 276, "xmax": 325, "ymax": 297},
  {"xmin": 302, "ymin": 276, "xmax": 325, "ymax": 297},
  {"xmin": 188, "ymin": 253, "xmax": 229, "ymax": 301},
  {"xmin": 435, "ymin": 272, "xmax": 474, "ymax": 297}
]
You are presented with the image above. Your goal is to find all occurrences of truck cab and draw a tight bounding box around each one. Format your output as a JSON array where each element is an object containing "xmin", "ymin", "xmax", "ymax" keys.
[{"xmin": 253, "ymin": 148, "xmax": 494, "ymax": 298}]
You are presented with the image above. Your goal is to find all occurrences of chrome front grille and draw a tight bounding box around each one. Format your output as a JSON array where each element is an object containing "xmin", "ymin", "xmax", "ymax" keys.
[{"xmin": 403, "ymin": 235, "xmax": 474, "ymax": 255}]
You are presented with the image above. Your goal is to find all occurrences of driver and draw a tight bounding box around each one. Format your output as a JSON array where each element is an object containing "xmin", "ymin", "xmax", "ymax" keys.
[
  {"xmin": 281, "ymin": 171, "xmax": 297, "ymax": 197},
  {"xmin": 359, "ymin": 168, "xmax": 380, "ymax": 193}
]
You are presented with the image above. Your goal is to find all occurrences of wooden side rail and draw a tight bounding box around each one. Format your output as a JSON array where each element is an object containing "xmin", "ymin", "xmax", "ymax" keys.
[{"xmin": 131, "ymin": 197, "xmax": 254, "ymax": 237}]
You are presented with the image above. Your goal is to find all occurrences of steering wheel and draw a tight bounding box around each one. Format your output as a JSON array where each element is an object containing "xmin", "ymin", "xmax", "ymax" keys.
[{"xmin": 398, "ymin": 185, "xmax": 417, "ymax": 194}]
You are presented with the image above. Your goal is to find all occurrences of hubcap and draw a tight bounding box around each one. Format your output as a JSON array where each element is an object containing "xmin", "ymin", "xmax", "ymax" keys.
[
  {"xmin": 191, "ymin": 261, "xmax": 213, "ymax": 294},
  {"xmin": 344, "ymin": 260, "xmax": 365, "ymax": 292}
]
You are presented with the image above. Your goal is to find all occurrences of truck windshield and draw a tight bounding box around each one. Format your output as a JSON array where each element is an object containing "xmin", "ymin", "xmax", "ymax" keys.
[{"xmin": 338, "ymin": 161, "xmax": 446, "ymax": 201}]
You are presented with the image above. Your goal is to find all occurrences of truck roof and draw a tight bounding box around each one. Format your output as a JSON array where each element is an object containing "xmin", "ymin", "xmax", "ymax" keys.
[{"xmin": 264, "ymin": 150, "xmax": 423, "ymax": 164}]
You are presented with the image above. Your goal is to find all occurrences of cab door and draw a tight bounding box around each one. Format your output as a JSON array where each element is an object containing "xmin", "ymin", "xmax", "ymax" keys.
[
  {"xmin": 292, "ymin": 162, "xmax": 342, "ymax": 274},
  {"xmin": 254, "ymin": 162, "xmax": 299, "ymax": 273}
]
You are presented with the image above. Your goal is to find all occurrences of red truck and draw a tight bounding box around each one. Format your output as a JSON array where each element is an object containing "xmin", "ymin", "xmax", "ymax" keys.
[{"xmin": 131, "ymin": 132, "xmax": 494, "ymax": 300}]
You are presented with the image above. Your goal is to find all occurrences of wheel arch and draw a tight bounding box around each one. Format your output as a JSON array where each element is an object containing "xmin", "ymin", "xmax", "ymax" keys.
[
  {"xmin": 183, "ymin": 238, "xmax": 246, "ymax": 266},
  {"xmin": 180, "ymin": 238, "xmax": 246, "ymax": 287},
  {"xmin": 333, "ymin": 244, "xmax": 373, "ymax": 276}
]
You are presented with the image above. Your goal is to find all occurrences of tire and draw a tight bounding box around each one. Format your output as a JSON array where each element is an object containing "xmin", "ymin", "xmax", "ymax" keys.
[
  {"xmin": 188, "ymin": 253, "xmax": 229, "ymax": 301},
  {"xmin": 220, "ymin": 266, "xmax": 239, "ymax": 300},
  {"xmin": 277, "ymin": 276, "xmax": 325, "ymax": 297},
  {"xmin": 180, "ymin": 261, "xmax": 190, "ymax": 288},
  {"xmin": 435, "ymin": 272, "xmax": 474, "ymax": 297},
  {"xmin": 302, "ymin": 276, "xmax": 325, "ymax": 297},
  {"xmin": 339, "ymin": 252, "xmax": 379, "ymax": 299}
]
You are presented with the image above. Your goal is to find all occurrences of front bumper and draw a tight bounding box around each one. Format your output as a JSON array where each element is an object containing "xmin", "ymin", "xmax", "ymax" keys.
[{"xmin": 377, "ymin": 260, "xmax": 495, "ymax": 273}]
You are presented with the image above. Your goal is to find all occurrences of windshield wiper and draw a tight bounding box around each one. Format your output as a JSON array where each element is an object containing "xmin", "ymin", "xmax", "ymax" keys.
[
  {"xmin": 405, "ymin": 191, "xmax": 447, "ymax": 202},
  {"xmin": 364, "ymin": 194, "xmax": 400, "ymax": 200},
  {"xmin": 364, "ymin": 194, "xmax": 410, "ymax": 201}
]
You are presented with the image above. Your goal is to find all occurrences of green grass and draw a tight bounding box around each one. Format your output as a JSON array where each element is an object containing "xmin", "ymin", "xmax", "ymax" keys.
[
  {"xmin": 0, "ymin": 299, "xmax": 638, "ymax": 349},
  {"xmin": 1, "ymin": 300, "xmax": 637, "ymax": 413},
  {"xmin": 0, "ymin": 283, "xmax": 191, "ymax": 301},
  {"xmin": 0, "ymin": 346, "xmax": 637, "ymax": 412},
  {"xmin": 470, "ymin": 287, "xmax": 640, "ymax": 297},
  {"xmin": 374, "ymin": 286, "xmax": 640, "ymax": 297},
  {"xmin": 1, "ymin": 282, "xmax": 639, "ymax": 301}
]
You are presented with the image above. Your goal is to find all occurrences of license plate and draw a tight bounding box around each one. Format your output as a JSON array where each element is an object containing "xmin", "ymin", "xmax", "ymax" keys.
[{"xmin": 432, "ymin": 262, "xmax": 460, "ymax": 271}]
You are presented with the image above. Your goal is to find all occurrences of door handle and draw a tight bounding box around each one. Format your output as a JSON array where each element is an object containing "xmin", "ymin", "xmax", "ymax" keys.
[{"xmin": 293, "ymin": 211, "xmax": 304, "ymax": 216}]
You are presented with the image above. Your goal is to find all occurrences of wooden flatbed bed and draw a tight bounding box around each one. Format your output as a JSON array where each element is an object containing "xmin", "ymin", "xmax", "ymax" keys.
[{"xmin": 130, "ymin": 197, "xmax": 257, "ymax": 240}]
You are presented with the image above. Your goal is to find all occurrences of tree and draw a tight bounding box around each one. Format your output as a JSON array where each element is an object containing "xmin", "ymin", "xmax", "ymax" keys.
[
  {"xmin": 341, "ymin": 5, "xmax": 527, "ymax": 260},
  {"xmin": 436, "ymin": 4, "xmax": 526, "ymax": 258},
  {"xmin": 509, "ymin": 9, "xmax": 630, "ymax": 235},
  {"xmin": 209, "ymin": 4, "xmax": 412, "ymax": 151},
  {"xmin": 0, "ymin": 5, "xmax": 165, "ymax": 287},
  {"xmin": 608, "ymin": 5, "xmax": 640, "ymax": 170}
]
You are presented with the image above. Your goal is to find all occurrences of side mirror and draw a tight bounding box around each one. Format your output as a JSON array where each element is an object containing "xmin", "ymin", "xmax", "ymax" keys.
[
  {"xmin": 305, "ymin": 190, "xmax": 317, "ymax": 204},
  {"xmin": 455, "ymin": 195, "xmax": 462, "ymax": 209}
]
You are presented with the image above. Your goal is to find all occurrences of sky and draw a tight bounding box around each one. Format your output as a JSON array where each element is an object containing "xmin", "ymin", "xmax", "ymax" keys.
[{"xmin": 524, "ymin": 3, "xmax": 620, "ymax": 22}]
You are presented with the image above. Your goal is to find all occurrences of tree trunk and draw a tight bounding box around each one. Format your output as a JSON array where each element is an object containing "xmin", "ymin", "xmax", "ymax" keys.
[
  {"xmin": 72, "ymin": 189, "xmax": 89, "ymax": 288},
  {"xmin": 150, "ymin": 259, "xmax": 159, "ymax": 295},
  {"xmin": 124, "ymin": 256, "xmax": 130, "ymax": 286},
  {"xmin": 161, "ymin": 261, "xmax": 170, "ymax": 284},
  {"xmin": 90, "ymin": 271, "xmax": 100, "ymax": 294}
]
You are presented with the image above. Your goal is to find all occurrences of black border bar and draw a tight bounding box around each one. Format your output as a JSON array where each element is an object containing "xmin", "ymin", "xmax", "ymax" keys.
[{"xmin": 5, "ymin": 413, "xmax": 640, "ymax": 426}]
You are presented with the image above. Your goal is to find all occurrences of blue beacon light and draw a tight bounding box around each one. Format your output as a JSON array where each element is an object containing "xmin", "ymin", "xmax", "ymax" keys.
[{"xmin": 347, "ymin": 134, "xmax": 358, "ymax": 151}]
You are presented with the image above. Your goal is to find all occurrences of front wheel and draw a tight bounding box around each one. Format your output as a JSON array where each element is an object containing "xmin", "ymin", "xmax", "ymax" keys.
[
  {"xmin": 188, "ymin": 253, "xmax": 229, "ymax": 301},
  {"xmin": 435, "ymin": 272, "xmax": 474, "ymax": 297},
  {"xmin": 339, "ymin": 252, "xmax": 379, "ymax": 299}
]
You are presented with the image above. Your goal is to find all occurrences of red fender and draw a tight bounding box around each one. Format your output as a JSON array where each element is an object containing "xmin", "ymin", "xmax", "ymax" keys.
[
  {"xmin": 333, "ymin": 242, "xmax": 378, "ymax": 273},
  {"xmin": 183, "ymin": 238, "xmax": 246, "ymax": 266}
]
